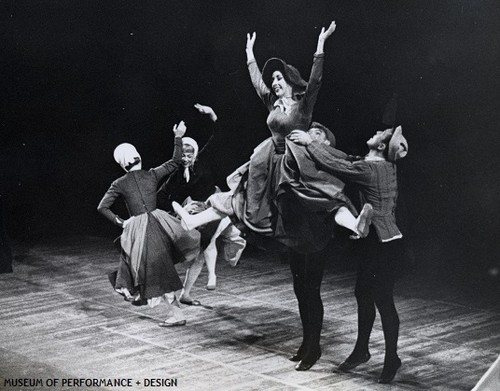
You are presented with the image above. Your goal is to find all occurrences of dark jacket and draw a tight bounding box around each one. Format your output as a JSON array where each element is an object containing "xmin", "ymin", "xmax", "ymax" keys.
[
  {"xmin": 97, "ymin": 137, "xmax": 182, "ymax": 225},
  {"xmin": 307, "ymin": 141, "xmax": 402, "ymax": 242}
]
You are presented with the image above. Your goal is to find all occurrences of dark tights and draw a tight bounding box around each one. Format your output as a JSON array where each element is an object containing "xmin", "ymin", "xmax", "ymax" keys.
[
  {"xmin": 289, "ymin": 249, "xmax": 327, "ymax": 360},
  {"xmin": 350, "ymin": 233, "xmax": 403, "ymax": 365}
]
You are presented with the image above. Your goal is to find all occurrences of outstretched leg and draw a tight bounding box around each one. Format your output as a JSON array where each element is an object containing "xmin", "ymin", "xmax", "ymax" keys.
[{"xmin": 173, "ymin": 202, "xmax": 226, "ymax": 231}]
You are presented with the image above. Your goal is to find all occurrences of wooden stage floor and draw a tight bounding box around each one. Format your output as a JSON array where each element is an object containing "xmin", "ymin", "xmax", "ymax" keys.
[{"xmin": 0, "ymin": 236, "xmax": 499, "ymax": 390}]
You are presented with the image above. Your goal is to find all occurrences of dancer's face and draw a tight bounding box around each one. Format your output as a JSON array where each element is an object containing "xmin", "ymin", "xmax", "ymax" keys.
[
  {"xmin": 271, "ymin": 71, "xmax": 293, "ymax": 98},
  {"xmin": 308, "ymin": 128, "xmax": 330, "ymax": 145},
  {"xmin": 367, "ymin": 129, "xmax": 392, "ymax": 151},
  {"xmin": 182, "ymin": 145, "xmax": 196, "ymax": 167}
]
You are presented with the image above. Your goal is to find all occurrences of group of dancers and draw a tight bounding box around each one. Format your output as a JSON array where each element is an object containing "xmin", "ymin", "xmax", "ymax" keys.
[{"xmin": 98, "ymin": 20, "xmax": 409, "ymax": 384}]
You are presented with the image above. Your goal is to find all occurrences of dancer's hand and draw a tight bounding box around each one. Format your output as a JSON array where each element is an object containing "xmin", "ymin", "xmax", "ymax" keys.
[
  {"xmin": 289, "ymin": 130, "xmax": 313, "ymax": 146},
  {"xmin": 246, "ymin": 32, "xmax": 256, "ymax": 62},
  {"xmin": 173, "ymin": 120, "xmax": 187, "ymax": 138},
  {"xmin": 316, "ymin": 21, "xmax": 336, "ymax": 54},
  {"xmin": 121, "ymin": 217, "xmax": 132, "ymax": 228},
  {"xmin": 184, "ymin": 201, "xmax": 207, "ymax": 215},
  {"xmin": 194, "ymin": 103, "xmax": 217, "ymax": 122},
  {"xmin": 318, "ymin": 21, "xmax": 336, "ymax": 42}
]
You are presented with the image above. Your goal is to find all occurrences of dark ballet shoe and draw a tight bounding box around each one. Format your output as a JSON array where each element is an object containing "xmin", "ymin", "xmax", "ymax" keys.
[
  {"xmin": 338, "ymin": 351, "xmax": 371, "ymax": 372},
  {"xmin": 295, "ymin": 350, "xmax": 321, "ymax": 371},
  {"xmin": 179, "ymin": 297, "xmax": 201, "ymax": 306},
  {"xmin": 289, "ymin": 345, "xmax": 306, "ymax": 362},
  {"xmin": 131, "ymin": 298, "xmax": 148, "ymax": 306},
  {"xmin": 378, "ymin": 356, "xmax": 401, "ymax": 384}
]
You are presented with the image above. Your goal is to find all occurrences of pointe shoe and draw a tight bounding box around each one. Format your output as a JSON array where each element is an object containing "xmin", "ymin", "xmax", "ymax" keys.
[
  {"xmin": 295, "ymin": 350, "xmax": 321, "ymax": 371},
  {"xmin": 338, "ymin": 352, "xmax": 371, "ymax": 372},
  {"xmin": 172, "ymin": 201, "xmax": 194, "ymax": 230},
  {"xmin": 356, "ymin": 203, "xmax": 373, "ymax": 238},
  {"xmin": 378, "ymin": 356, "xmax": 401, "ymax": 384}
]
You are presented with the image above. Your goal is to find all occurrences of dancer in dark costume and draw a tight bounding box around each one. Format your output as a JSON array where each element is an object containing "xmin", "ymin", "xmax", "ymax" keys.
[
  {"xmin": 290, "ymin": 125, "xmax": 408, "ymax": 383},
  {"xmin": 97, "ymin": 122, "xmax": 200, "ymax": 327},
  {"xmin": 157, "ymin": 104, "xmax": 246, "ymax": 303}
]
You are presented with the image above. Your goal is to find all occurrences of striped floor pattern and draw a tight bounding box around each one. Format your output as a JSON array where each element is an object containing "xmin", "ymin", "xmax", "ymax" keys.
[{"xmin": 0, "ymin": 236, "xmax": 499, "ymax": 390}]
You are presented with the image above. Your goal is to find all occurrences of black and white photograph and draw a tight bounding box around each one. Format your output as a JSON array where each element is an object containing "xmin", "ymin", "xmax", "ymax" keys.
[{"xmin": 1, "ymin": 1, "xmax": 499, "ymax": 390}]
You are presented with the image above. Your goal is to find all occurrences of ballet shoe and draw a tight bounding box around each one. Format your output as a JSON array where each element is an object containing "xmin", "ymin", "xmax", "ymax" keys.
[
  {"xmin": 338, "ymin": 351, "xmax": 371, "ymax": 372},
  {"xmin": 295, "ymin": 350, "xmax": 321, "ymax": 371},
  {"xmin": 289, "ymin": 345, "xmax": 306, "ymax": 362},
  {"xmin": 378, "ymin": 356, "xmax": 401, "ymax": 384},
  {"xmin": 158, "ymin": 319, "xmax": 186, "ymax": 327},
  {"xmin": 206, "ymin": 275, "xmax": 217, "ymax": 290},
  {"xmin": 172, "ymin": 201, "xmax": 194, "ymax": 230},
  {"xmin": 356, "ymin": 203, "xmax": 373, "ymax": 238},
  {"xmin": 179, "ymin": 297, "xmax": 201, "ymax": 306},
  {"xmin": 289, "ymin": 353, "xmax": 303, "ymax": 362}
]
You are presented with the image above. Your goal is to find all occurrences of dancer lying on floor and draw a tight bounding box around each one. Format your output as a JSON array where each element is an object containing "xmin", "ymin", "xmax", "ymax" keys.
[{"xmin": 97, "ymin": 121, "xmax": 200, "ymax": 327}]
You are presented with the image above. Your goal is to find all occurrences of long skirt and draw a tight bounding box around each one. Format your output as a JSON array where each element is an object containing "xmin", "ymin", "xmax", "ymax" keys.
[
  {"xmin": 210, "ymin": 138, "xmax": 356, "ymax": 254},
  {"xmin": 115, "ymin": 209, "xmax": 200, "ymax": 299}
]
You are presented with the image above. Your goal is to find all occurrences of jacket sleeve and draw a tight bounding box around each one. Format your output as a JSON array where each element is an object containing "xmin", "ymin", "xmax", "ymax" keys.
[
  {"xmin": 307, "ymin": 141, "xmax": 373, "ymax": 185},
  {"xmin": 197, "ymin": 119, "xmax": 217, "ymax": 157},
  {"xmin": 151, "ymin": 136, "xmax": 183, "ymax": 181},
  {"xmin": 97, "ymin": 181, "xmax": 124, "ymax": 226},
  {"xmin": 302, "ymin": 54, "xmax": 324, "ymax": 113},
  {"xmin": 247, "ymin": 59, "xmax": 276, "ymax": 110}
]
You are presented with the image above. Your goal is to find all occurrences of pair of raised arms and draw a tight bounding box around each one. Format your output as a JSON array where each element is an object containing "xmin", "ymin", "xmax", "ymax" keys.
[{"xmin": 246, "ymin": 20, "xmax": 337, "ymax": 61}]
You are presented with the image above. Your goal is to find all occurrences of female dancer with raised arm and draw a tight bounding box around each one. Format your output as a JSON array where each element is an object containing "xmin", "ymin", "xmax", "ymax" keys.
[
  {"xmin": 97, "ymin": 121, "xmax": 201, "ymax": 327},
  {"xmin": 173, "ymin": 21, "xmax": 372, "ymax": 370},
  {"xmin": 174, "ymin": 21, "xmax": 371, "ymax": 250}
]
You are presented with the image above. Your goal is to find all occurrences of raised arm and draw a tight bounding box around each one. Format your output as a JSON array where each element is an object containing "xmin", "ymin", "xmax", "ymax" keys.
[
  {"xmin": 315, "ymin": 21, "xmax": 336, "ymax": 56},
  {"xmin": 303, "ymin": 21, "xmax": 337, "ymax": 110},
  {"xmin": 151, "ymin": 121, "xmax": 186, "ymax": 179},
  {"xmin": 245, "ymin": 32, "xmax": 274, "ymax": 108},
  {"xmin": 194, "ymin": 103, "xmax": 218, "ymax": 157}
]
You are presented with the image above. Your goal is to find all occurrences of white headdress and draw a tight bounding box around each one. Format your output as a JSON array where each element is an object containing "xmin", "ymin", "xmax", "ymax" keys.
[{"xmin": 113, "ymin": 143, "xmax": 141, "ymax": 172}]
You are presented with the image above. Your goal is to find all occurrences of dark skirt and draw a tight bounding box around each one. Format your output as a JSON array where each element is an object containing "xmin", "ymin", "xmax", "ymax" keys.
[
  {"xmin": 115, "ymin": 209, "xmax": 200, "ymax": 299},
  {"xmin": 219, "ymin": 138, "xmax": 356, "ymax": 253}
]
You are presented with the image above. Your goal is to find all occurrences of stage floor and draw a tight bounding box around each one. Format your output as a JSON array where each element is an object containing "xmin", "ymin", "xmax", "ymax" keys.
[{"xmin": 0, "ymin": 236, "xmax": 499, "ymax": 390}]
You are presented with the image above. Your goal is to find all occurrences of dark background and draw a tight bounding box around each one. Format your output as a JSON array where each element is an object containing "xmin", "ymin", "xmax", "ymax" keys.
[{"xmin": 1, "ymin": 1, "xmax": 499, "ymax": 278}]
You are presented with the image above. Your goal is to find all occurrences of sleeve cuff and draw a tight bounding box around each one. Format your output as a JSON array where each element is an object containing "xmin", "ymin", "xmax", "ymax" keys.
[{"xmin": 307, "ymin": 140, "xmax": 322, "ymax": 152}]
